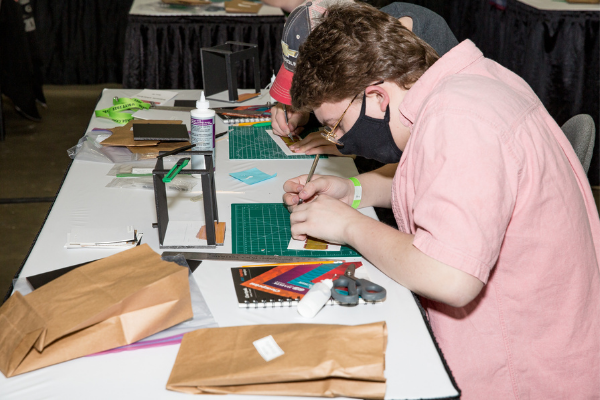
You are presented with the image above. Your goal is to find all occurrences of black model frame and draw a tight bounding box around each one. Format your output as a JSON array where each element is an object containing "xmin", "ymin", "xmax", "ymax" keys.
[
  {"xmin": 152, "ymin": 145, "xmax": 219, "ymax": 248},
  {"xmin": 201, "ymin": 41, "xmax": 261, "ymax": 102}
]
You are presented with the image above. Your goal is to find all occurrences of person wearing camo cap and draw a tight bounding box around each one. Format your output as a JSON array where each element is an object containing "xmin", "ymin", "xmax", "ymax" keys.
[{"xmin": 269, "ymin": 0, "xmax": 458, "ymax": 157}]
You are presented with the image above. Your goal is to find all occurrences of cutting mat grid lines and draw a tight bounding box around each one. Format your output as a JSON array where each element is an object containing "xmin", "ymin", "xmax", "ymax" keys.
[
  {"xmin": 232, "ymin": 203, "xmax": 360, "ymax": 257},
  {"xmin": 228, "ymin": 126, "xmax": 327, "ymax": 160}
]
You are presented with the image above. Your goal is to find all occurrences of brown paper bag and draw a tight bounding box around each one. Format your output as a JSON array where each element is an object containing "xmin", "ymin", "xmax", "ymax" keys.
[
  {"xmin": 167, "ymin": 322, "xmax": 387, "ymax": 399},
  {"xmin": 0, "ymin": 244, "xmax": 193, "ymax": 377}
]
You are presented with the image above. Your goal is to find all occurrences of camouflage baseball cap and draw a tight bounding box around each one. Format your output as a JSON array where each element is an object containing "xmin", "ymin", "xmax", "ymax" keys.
[{"xmin": 269, "ymin": 0, "xmax": 353, "ymax": 105}]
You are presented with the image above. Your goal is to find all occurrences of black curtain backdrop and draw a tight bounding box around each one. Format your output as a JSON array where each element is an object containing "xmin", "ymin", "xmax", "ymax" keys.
[
  {"xmin": 122, "ymin": 15, "xmax": 284, "ymax": 90},
  {"xmin": 447, "ymin": 0, "xmax": 600, "ymax": 183},
  {"xmin": 0, "ymin": 0, "xmax": 45, "ymax": 120},
  {"xmin": 32, "ymin": 0, "xmax": 134, "ymax": 84},
  {"xmin": 24, "ymin": 0, "xmax": 600, "ymax": 183},
  {"xmin": 397, "ymin": 0, "xmax": 600, "ymax": 184}
]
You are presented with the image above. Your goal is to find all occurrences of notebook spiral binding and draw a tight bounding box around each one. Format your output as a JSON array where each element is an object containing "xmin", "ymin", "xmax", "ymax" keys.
[
  {"xmin": 223, "ymin": 117, "xmax": 271, "ymax": 124},
  {"xmin": 239, "ymin": 298, "xmax": 381, "ymax": 308}
]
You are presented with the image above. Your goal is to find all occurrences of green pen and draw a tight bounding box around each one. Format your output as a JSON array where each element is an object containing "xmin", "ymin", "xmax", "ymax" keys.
[
  {"xmin": 238, "ymin": 121, "xmax": 272, "ymax": 127},
  {"xmin": 253, "ymin": 121, "xmax": 272, "ymax": 127}
]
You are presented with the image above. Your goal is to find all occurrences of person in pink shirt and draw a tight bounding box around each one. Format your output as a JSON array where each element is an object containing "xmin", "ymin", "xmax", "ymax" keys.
[{"xmin": 282, "ymin": 2, "xmax": 600, "ymax": 398}]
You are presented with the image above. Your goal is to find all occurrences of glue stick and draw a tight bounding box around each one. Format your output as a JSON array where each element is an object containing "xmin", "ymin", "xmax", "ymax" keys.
[
  {"xmin": 297, "ymin": 279, "xmax": 333, "ymax": 319},
  {"xmin": 190, "ymin": 91, "xmax": 216, "ymax": 172}
]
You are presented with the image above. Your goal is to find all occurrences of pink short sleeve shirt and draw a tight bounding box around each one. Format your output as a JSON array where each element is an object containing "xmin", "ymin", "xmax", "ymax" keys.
[{"xmin": 392, "ymin": 40, "xmax": 600, "ymax": 399}]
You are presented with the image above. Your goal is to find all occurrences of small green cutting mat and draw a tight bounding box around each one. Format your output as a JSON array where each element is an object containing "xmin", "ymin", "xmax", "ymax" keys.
[
  {"xmin": 228, "ymin": 126, "xmax": 327, "ymax": 160},
  {"xmin": 231, "ymin": 203, "xmax": 360, "ymax": 258}
]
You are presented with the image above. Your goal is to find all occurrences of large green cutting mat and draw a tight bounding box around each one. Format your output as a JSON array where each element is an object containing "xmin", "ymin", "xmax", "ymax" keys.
[
  {"xmin": 231, "ymin": 203, "xmax": 360, "ymax": 258},
  {"xmin": 228, "ymin": 126, "xmax": 326, "ymax": 160}
]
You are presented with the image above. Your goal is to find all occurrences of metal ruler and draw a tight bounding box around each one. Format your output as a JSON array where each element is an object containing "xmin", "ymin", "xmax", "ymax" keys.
[
  {"xmin": 152, "ymin": 105, "xmax": 195, "ymax": 112},
  {"xmin": 161, "ymin": 251, "xmax": 338, "ymax": 263}
]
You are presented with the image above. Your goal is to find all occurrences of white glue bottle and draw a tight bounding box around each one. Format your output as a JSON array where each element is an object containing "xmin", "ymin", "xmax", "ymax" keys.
[
  {"xmin": 190, "ymin": 91, "xmax": 216, "ymax": 172},
  {"xmin": 297, "ymin": 279, "xmax": 334, "ymax": 319}
]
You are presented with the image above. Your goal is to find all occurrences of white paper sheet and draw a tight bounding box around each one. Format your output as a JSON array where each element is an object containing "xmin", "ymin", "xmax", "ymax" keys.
[
  {"xmin": 162, "ymin": 221, "xmax": 208, "ymax": 247},
  {"xmin": 265, "ymin": 129, "xmax": 305, "ymax": 156},
  {"xmin": 68, "ymin": 226, "xmax": 134, "ymax": 244},
  {"xmin": 132, "ymin": 89, "xmax": 178, "ymax": 105}
]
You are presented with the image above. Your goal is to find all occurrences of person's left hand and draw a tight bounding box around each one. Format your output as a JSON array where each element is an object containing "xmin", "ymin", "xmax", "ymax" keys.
[
  {"xmin": 289, "ymin": 131, "xmax": 344, "ymax": 156},
  {"xmin": 289, "ymin": 194, "xmax": 366, "ymax": 245}
]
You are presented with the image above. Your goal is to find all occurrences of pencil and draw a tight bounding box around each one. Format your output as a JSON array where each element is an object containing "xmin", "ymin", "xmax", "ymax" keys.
[{"xmin": 297, "ymin": 154, "xmax": 320, "ymax": 205}]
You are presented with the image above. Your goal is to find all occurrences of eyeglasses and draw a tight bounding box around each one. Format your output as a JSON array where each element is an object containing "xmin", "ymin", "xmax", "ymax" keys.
[
  {"xmin": 320, "ymin": 93, "xmax": 360, "ymax": 146},
  {"xmin": 320, "ymin": 81, "xmax": 384, "ymax": 146}
]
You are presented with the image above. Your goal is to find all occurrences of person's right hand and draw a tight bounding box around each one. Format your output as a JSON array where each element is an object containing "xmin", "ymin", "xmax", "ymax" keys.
[
  {"xmin": 282, "ymin": 174, "xmax": 355, "ymax": 210},
  {"xmin": 270, "ymin": 103, "xmax": 309, "ymax": 137}
]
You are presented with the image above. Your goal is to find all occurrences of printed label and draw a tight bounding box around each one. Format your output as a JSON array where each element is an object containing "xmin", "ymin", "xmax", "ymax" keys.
[
  {"xmin": 253, "ymin": 335, "xmax": 284, "ymax": 362},
  {"xmin": 190, "ymin": 116, "xmax": 215, "ymax": 150}
]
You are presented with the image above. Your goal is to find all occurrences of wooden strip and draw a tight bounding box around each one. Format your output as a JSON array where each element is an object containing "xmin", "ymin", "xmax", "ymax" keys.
[
  {"xmin": 237, "ymin": 92, "xmax": 261, "ymax": 101},
  {"xmin": 196, "ymin": 222, "xmax": 226, "ymax": 245},
  {"xmin": 304, "ymin": 237, "xmax": 328, "ymax": 250},
  {"xmin": 281, "ymin": 136, "xmax": 301, "ymax": 147}
]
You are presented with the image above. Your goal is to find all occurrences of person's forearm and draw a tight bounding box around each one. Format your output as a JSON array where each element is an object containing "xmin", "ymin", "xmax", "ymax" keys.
[
  {"xmin": 353, "ymin": 163, "xmax": 398, "ymax": 208},
  {"xmin": 344, "ymin": 216, "xmax": 484, "ymax": 308}
]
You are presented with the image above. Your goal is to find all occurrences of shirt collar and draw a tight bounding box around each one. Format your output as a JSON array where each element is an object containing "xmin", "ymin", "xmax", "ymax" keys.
[{"xmin": 398, "ymin": 40, "xmax": 484, "ymax": 127}]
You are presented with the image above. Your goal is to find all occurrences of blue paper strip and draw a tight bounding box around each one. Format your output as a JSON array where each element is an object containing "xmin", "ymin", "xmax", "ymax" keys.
[{"xmin": 229, "ymin": 167, "xmax": 277, "ymax": 185}]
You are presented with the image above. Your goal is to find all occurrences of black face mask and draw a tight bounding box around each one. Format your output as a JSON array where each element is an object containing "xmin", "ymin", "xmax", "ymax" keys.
[{"xmin": 336, "ymin": 94, "xmax": 403, "ymax": 164}]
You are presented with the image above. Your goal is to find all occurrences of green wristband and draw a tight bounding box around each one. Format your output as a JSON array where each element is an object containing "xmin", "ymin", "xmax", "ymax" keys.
[{"xmin": 349, "ymin": 177, "xmax": 362, "ymax": 209}]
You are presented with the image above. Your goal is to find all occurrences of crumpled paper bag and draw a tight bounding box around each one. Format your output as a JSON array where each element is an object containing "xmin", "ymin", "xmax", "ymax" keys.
[{"xmin": 0, "ymin": 244, "xmax": 192, "ymax": 377}]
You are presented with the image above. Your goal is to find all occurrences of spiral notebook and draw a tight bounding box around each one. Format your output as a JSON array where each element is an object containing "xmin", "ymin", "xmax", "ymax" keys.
[{"xmin": 231, "ymin": 261, "xmax": 378, "ymax": 308}]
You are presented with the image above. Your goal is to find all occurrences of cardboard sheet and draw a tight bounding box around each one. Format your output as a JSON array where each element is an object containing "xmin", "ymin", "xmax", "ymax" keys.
[
  {"xmin": 132, "ymin": 109, "xmax": 192, "ymax": 131},
  {"xmin": 101, "ymin": 120, "xmax": 183, "ymax": 147},
  {"xmin": 133, "ymin": 124, "xmax": 189, "ymax": 142},
  {"xmin": 126, "ymin": 141, "xmax": 191, "ymax": 157}
]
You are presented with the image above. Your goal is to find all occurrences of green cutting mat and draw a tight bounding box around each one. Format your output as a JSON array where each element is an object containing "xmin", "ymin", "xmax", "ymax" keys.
[
  {"xmin": 231, "ymin": 203, "xmax": 360, "ymax": 258},
  {"xmin": 228, "ymin": 126, "xmax": 327, "ymax": 160}
]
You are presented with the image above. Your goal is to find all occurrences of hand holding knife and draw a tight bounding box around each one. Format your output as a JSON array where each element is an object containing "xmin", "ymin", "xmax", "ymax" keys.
[{"xmin": 283, "ymin": 104, "xmax": 295, "ymax": 142}]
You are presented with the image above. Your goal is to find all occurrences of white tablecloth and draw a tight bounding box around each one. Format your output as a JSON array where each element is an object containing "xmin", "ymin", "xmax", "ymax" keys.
[
  {"xmin": 129, "ymin": 0, "xmax": 285, "ymax": 17},
  {"xmin": 0, "ymin": 89, "xmax": 459, "ymax": 400}
]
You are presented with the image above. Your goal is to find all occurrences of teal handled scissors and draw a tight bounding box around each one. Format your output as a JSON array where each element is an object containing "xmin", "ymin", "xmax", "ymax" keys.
[{"xmin": 331, "ymin": 263, "xmax": 386, "ymax": 305}]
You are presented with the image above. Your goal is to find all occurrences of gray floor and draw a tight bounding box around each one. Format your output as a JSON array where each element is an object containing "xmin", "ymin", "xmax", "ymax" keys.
[
  {"xmin": 1, "ymin": 84, "xmax": 599, "ymax": 302},
  {"xmin": 0, "ymin": 84, "xmax": 121, "ymax": 299}
]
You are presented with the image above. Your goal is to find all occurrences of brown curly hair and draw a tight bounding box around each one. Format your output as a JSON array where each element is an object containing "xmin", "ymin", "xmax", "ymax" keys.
[{"xmin": 290, "ymin": 2, "xmax": 439, "ymax": 112}]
